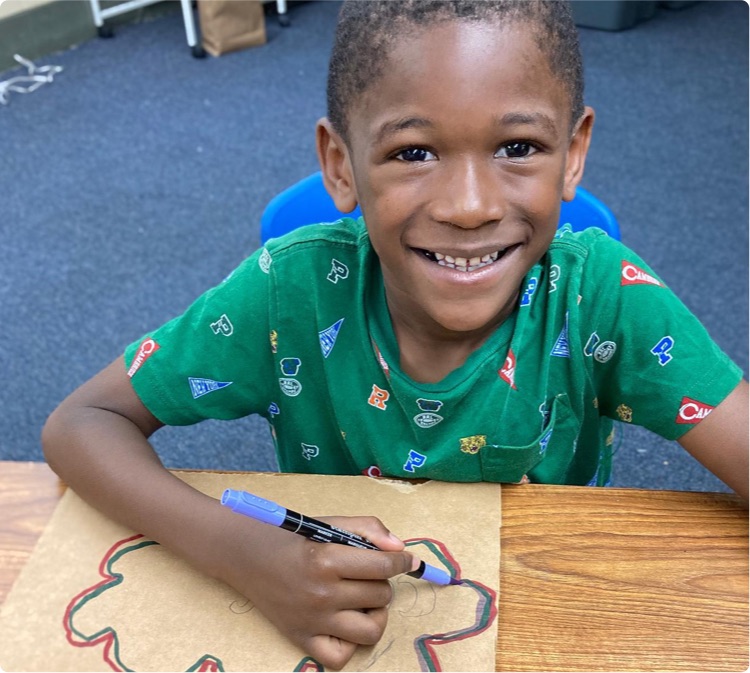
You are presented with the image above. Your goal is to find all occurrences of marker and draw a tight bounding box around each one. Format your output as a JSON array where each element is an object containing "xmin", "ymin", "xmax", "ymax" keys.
[{"xmin": 221, "ymin": 488, "xmax": 462, "ymax": 586}]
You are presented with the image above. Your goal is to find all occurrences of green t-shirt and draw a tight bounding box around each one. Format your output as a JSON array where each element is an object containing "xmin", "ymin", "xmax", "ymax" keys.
[{"xmin": 124, "ymin": 219, "xmax": 742, "ymax": 486}]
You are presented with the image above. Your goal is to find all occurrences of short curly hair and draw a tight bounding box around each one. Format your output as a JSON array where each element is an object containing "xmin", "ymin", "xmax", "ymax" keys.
[{"xmin": 326, "ymin": 0, "xmax": 585, "ymax": 142}]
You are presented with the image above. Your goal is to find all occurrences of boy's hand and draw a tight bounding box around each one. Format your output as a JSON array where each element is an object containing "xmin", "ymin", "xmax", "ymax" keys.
[{"xmin": 220, "ymin": 513, "xmax": 416, "ymax": 671}]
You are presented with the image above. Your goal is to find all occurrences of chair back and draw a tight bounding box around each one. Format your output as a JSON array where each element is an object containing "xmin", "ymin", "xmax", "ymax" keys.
[{"xmin": 260, "ymin": 171, "xmax": 620, "ymax": 244}]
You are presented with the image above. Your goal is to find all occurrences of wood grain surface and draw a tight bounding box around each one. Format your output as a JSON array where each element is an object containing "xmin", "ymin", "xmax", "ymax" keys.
[
  {"xmin": 1, "ymin": 461, "xmax": 747, "ymax": 671},
  {"xmin": 498, "ymin": 485, "xmax": 748, "ymax": 671}
]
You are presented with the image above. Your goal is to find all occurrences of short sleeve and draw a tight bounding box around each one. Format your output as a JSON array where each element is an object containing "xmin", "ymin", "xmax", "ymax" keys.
[
  {"xmin": 579, "ymin": 231, "xmax": 742, "ymax": 440},
  {"xmin": 123, "ymin": 248, "xmax": 275, "ymax": 426}
]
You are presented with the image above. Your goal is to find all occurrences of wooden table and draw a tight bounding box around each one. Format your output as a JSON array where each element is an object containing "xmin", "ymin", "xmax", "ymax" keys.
[{"xmin": 1, "ymin": 461, "xmax": 747, "ymax": 671}]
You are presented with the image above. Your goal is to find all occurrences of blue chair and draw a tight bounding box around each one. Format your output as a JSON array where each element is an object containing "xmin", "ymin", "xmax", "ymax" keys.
[{"xmin": 260, "ymin": 171, "xmax": 620, "ymax": 244}]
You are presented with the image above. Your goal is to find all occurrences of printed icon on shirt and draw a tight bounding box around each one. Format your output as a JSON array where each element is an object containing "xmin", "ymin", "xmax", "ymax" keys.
[
  {"xmin": 279, "ymin": 378, "xmax": 302, "ymax": 397},
  {"xmin": 499, "ymin": 349, "xmax": 517, "ymax": 389},
  {"xmin": 403, "ymin": 449, "xmax": 427, "ymax": 473},
  {"xmin": 520, "ymin": 277, "xmax": 538, "ymax": 307},
  {"xmin": 280, "ymin": 358, "xmax": 301, "ymax": 376},
  {"xmin": 127, "ymin": 338, "xmax": 160, "ymax": 378},
  {"xmin": 301, "ymin": 443, "xmax": 319, "ymax": 461},
  {"xmin": 210, "ymin": 314, "xmax": 234, "ymax": 337},
  {"xmin": 367, "ymin": 384, "xmax": 390, "ymax": 410},
  {"xmin": 586, "ymin": 332, "xmax": 617, "ymax": 364},
  {"xmin": 620, "ymin": 260, "xmax": 663, "ymax": 287},
  {"xmin": 188, "ymin": 377, "xmax": 233, "ymax": 399},
  {"xmin": 616, "ymin": 403, "xmax": 633, "ymax": 423},
  {"xmin": 414, "ymin": 398, "xmax": 444, "ymax": 428},
  {"xmin": 319, "ymin": 318, "xmax": 344, "ymax": 358},
  {"xmin": 558, "ymin": 222, "xmax": 574, "ymax": 237},
  {"xmin": 593, "ymin": 341, "xmax": 617, "ymax": 363},
  {"xmin": 548, "ymin": 264, "xmax": 561, "ymax": 293},
  {"xmin": 539, "ymin": 401, "xmax": 550, "ymax": 427},
  {"xmin": 258, "ymin": 248, "xmax": 272, "ymax": 274},
  {"xmin": 327, "ymin": 258, "xmax": 349, "ymax": 284},
  {"xmin": 651, "ymin": 336, "xmax": 675, "ymax": 365},
  {"xmin": 269, "ymin": 330, "xmax": 278, "ymax": 354},
  {"xmin": 539, "ymin": 428, "xmax": 553, "ymax": 455},
  {"xmin": 675, "ymin": 397, "xmax": 714, "ymax": 424},
  {"xmin": 459, "ymin": 435, "xmax": 487, "ymax": 455},
  {"xmin": 268, "ymin": 402, "xmax": 280, "ymax": 417},
  {"xmin": 550, "ymin": 312, "xmax": 570, "ymax": 357}
]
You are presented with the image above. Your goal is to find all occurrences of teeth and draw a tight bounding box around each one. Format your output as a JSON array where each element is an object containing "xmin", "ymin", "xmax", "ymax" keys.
[{"xmin": 422, "ymin": 246, "xmax": 510, "ymax": 272}]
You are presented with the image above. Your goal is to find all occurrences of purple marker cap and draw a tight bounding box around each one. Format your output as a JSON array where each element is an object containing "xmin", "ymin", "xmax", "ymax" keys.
[
  {"xmin": 407, "ymin": 560, "xmax": 463, "ymax": 586},
  {"xmin": 221, "ymin": 489, "xmax": 287, "ymax": 526}
]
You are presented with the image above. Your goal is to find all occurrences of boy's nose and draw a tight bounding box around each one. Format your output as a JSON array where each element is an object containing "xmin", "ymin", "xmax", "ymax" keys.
[{"xmin": 431, "ymin": 160, "xmax": 506, "ymax": 229}]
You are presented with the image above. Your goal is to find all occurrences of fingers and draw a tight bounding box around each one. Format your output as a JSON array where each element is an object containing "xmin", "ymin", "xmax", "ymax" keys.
[
  {"xmin": 303, "ymin": 608, "xmax": 389, "ymax": 670},
  {"xmin": 337, "ymin": 549, "xmax": 417, "ymax": 581},
  {"xmin": 305, "ymin": 634, "xmax": 358, "ymax": 671},
  {"xmin": 321, "ymin": 515, "xmax": 405, "ymax": 551}
]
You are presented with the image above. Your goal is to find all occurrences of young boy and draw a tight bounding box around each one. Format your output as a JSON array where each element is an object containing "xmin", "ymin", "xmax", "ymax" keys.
[{"xmin": 43, "ymin": 0, "xmax": 747, "ymax": 668}]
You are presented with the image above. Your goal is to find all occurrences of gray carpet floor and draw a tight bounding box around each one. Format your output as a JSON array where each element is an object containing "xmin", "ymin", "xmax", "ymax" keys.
[{"xmin": 1, "ymin": 0, "xmax": 747, "ymax": 492}]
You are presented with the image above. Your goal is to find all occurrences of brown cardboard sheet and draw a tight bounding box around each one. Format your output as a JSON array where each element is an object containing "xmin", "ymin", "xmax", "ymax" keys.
[{"xmin": 0, "ymin": 472, "xmax": 501, "ymax": 671}]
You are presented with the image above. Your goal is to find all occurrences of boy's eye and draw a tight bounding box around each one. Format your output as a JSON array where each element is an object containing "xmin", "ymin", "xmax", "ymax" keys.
[
  {"xmin": 496, "ymin": 142, "xmax": 537, "ymax": 159},
  {"xmin": 395, "ymin": 147, "xmax": 435, "ymax": 162}
]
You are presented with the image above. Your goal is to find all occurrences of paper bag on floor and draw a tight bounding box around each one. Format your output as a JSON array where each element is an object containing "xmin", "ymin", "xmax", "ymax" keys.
[{"xmin": 198, "ymin": 0, "xmax": 267, "ymax": 56}]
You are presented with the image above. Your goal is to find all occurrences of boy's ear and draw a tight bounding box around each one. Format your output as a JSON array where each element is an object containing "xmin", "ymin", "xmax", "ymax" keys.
[
  {"xmin": 315, "ymin": 118, "xmax": 359, "ymax": 213},
  {"xmin": 561, "ymin": 106, "xmax": 595, "ymax": 202}
]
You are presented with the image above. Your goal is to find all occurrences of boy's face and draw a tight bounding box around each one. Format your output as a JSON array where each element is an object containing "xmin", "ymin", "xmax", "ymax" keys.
[{"xmin": 319, "ymin": 20, "xmax": 593, "ymax": 339}]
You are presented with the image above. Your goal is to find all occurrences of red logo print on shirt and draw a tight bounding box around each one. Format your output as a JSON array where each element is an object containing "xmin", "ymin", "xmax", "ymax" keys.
[
  {"xmin": 127, "ymin": 338, "xmax": 160, "ymax": 378},
  {"xmin": 675, "ymin": 397, "xmax": 714, "ymax": 424},
  {"xmin": 621, "ymin": 261, "xmax": 663, "ymax": 287},
  {"xmin": 498, "ymin": 349, "xmax": 517, "ymax": 389}
]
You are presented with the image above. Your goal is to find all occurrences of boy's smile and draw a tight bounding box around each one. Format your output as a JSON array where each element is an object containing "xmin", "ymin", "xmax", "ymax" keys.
[{"xmin": 319, "ymin": 19, "xmax": 593, "ymax": 377}]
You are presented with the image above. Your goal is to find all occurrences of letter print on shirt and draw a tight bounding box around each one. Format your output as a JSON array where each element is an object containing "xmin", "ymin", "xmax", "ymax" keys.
[
  {"xmin": 675, "ymin": 397, "xmax": 713, "ymax": 424},
  {"xmin": 210, "ymin": 314, "xmax": 234, "ymax": 337},
  {"xmin": 368, "ymin": 384, "xmax": 390, "ymax": 410},
  {"xmin": 651, "ymin": 336, "xmax": 675, "ymax": 365},
  {"xmin": 403, "ymin": 449, "xmax": 427, "ymax": 473},
  {"xmin": 520, "ymin": 277, "xmax": 538, "ymax": 306},
  {"xmin": 327, "ymin": 258, "xmax": 349, "ymax": 284},
  {"xmin": 301, "ymin": 443, "xmax": 320, "ymax": 460},
  {"xmin": 127, "ymin": 338, "xmax": 160, "ymax": 378},
  {"xmin": 620, "ymin": 260, "xmax": 663, "ymax": 287},
  {"xmin": 319, "ymin": 318, "xmax": 344, "ymax": 358},
  {"xmin": 414, "ymin": 399, "xmax": 444, "ymax": 428}
]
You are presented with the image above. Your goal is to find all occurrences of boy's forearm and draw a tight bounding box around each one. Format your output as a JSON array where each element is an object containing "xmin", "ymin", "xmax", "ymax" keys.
[{"xmin": 41, "ymin": 405, "xmax": 236, "ymax": 579}]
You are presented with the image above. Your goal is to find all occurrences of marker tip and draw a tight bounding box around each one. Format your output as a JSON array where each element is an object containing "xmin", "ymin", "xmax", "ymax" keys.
[{"xmin": 449, "ymin": 577, "xmax": 463, "ymax": 586}]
